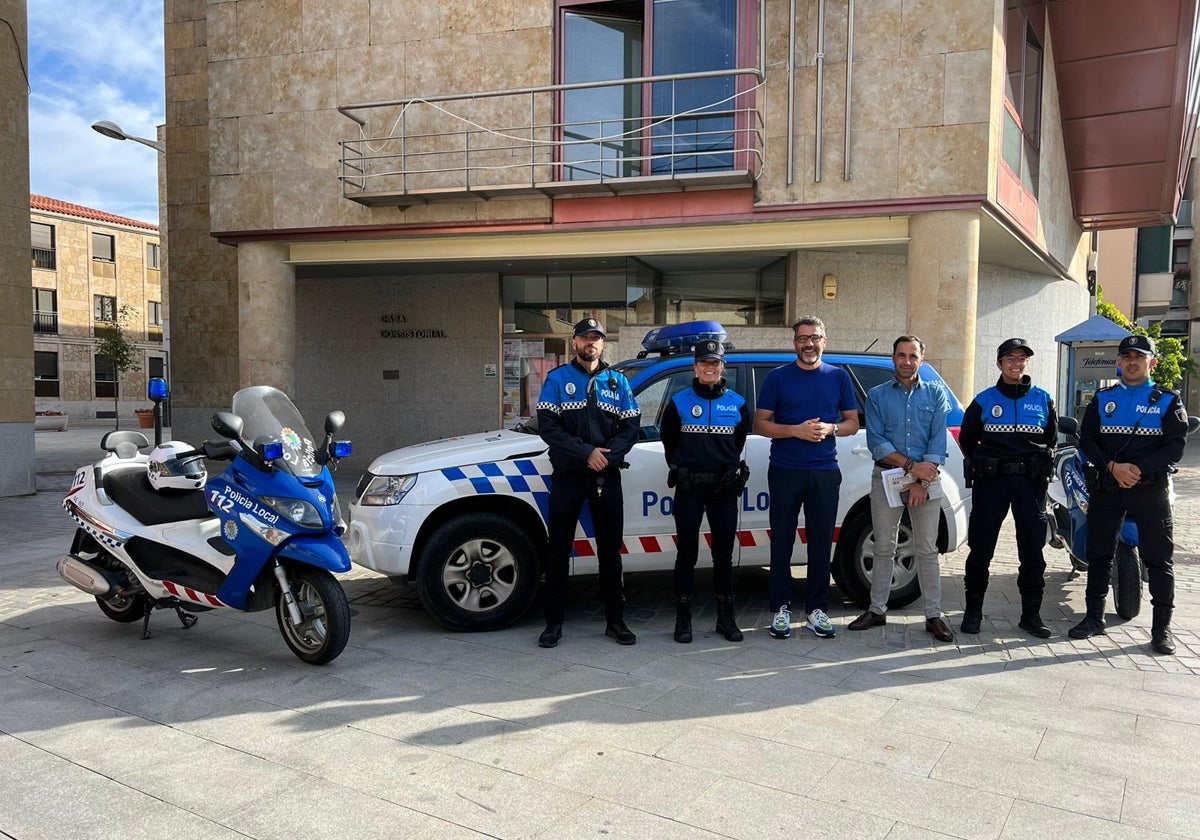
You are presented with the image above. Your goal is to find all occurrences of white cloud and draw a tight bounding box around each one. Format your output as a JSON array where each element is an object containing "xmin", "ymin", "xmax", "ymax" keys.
[{"xmin": 27, "ymin": 0, "xmax": 164, "ymax": 224}]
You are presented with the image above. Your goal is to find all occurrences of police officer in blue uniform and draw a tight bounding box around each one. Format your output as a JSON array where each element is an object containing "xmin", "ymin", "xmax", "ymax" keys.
[
  {"xmin": 660, "ymin": 339, "xmax": 752, "ymax": 643},
  {"xmin": 1069, "ymin": 334, "xmax": 1189, "ymax": 654},
  {"xmin": 536, "ymin": 318, "xmax": 641, "ymax": 648},
  {"xmin": 959, "ymin": 338, "xmax": 1058, "ymax": 637}
]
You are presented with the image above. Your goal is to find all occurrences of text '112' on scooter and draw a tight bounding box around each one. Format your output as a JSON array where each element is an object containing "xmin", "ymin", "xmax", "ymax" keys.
[{"xmin": 57, "ymin": 382, "xmax": 354, "ymax": 665}]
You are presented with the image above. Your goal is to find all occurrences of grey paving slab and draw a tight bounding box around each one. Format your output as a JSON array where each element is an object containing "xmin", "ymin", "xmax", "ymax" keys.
[
  {"xmin": 973, "ymin": 689, "xmax": 1140, "ymax": 742},
  {"xmin": 807, "ymin": 760, "xmax": 1014, "ymax": 840},
  {"xmin": 878, "ymin": 697, "xmax": 1045, "ymax": 760},
  {"xmin": 654, "ymin": 723, "xmax": 826, "ymax": 797},
  {"xmin": 531, "ymin": 798, "xmax": 730, "ymax": 840},
  {"xmin": 1035, "ymin": 727, "xmax": 1200, "ymax": 796},
  {"xmin": 1121, "ymin": 779, "xmax": 1200, "ymax": 837},
  {"xmin": 929, "ymin": 742, "xmax": 1125, "ymax": 821},
  {"xmin": 773, "ymin": 711, "xmax": 951, "ymax": 776},
  {"xmin": 999, "ymin": 800, "xmax": 1169, "ymax": 840}
]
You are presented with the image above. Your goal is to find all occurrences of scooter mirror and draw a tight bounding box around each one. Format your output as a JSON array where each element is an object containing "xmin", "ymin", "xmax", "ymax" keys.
[
  {"xmin": 1188, "ymin": 416, "xmax": 1200, "ymax": 435},
  {"xmin": 1058, "ymin": 416, "xmax": 1079, "ymax": 437},
  {"xmin": 212, "ymin": 411, "xmax": 244, "ymax": 440},
  {"xmin": 325, "ymin": 410, "xmax": 346, "ymax": 435}
]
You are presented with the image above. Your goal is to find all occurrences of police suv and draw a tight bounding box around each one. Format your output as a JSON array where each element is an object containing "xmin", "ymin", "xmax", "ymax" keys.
[{"xmin": 347, "ymin": 323, "xmax": 972, "ymax": 631}]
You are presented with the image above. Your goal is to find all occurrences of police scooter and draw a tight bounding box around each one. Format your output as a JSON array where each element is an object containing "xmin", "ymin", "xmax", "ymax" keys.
[
  {"xmin": 1046, "ymin": 414, "xmax": 1199, "ymax": 620},
  {"xmin": 58, "ymin": 383, "xmax": 354, "ymax": 665}
]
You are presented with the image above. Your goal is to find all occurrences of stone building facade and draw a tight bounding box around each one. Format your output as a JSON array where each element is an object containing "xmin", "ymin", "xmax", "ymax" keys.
[
  {"xmin": 31, "ymin": 195, "xmax": 166, "ymax": 421},
  {"xmin": 163, "ymin": 0, "xmax": 1197, "ymax": 465}
]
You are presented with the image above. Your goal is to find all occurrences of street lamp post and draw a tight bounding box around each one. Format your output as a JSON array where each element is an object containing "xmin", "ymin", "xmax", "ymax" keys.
[{"xmin": 90, "ymin": 120, "xmax": 165, "ymax": 153}]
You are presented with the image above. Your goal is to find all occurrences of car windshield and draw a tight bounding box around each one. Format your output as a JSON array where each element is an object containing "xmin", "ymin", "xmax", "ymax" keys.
[{"xmin": 229, "ymin": 386, "xmax": 322, "ymax": 477}]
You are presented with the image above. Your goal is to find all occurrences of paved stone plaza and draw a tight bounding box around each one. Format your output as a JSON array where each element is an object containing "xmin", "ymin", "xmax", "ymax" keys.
[{"xmin": 2, "ymin": 422, "xmax": 1199, "ymax": 838}]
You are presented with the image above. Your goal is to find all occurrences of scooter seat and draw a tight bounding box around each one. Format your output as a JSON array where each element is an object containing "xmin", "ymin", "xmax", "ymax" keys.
[{"xmin": 103, "ymin": 471, "xmax": 214, "ymax": 526}]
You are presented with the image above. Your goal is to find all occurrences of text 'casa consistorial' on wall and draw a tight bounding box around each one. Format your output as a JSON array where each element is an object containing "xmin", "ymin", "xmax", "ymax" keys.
[{"xmin": 380, "ymin": 314, "xmax": 448, "ymax": 339}]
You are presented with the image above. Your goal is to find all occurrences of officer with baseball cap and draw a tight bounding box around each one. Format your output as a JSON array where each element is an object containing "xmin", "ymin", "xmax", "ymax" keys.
[
  {"xmin": 1070, "ymin": 333, "xmax": 1189, "ymax": 654},
  {"xmin": 958, "ymin": 337, "xmax": 1058, "ymax": 637},
  {"xmin": 536, "ymin": 317, "xmax": 640, "ymax": 648},
  {"xmin": 659, "ymin": 337, "xmax": 752, "ymax": 643}
]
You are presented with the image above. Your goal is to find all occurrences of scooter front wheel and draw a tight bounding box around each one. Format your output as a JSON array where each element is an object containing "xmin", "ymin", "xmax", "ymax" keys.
[
  {"xmin": 275, "ymin": 566, "xmax": 350, "ymax": 665},
  {"xmin": 1113, "ymin": 542, "xmax": 1143, "ymax": 620}
]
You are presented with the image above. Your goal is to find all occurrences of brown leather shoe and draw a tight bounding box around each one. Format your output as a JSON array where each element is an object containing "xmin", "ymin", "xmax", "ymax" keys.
[
  {"xmin": 848, "ymin": 610, "xmax": 886, "ymax": 631},
  {"xmin": 925, "ymin": 616, "xmax": 954, "ymax": 643}
]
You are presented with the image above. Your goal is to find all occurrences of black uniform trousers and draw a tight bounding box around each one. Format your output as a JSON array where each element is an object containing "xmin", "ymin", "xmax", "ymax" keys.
[
  {"xmin": 544, "ymin": 470, "xmax": 625, "ymax": 625},
  {"xmin": 963, "ymin": 473, "xmax": 1048, "ymax": 596},
  {"xmin": 1085, "ymin": 478, "xmax": 1174, "ymax": 608},
  {"xmin": 672, "ymin": 488, "xmax": 738, "ymax": 598}
]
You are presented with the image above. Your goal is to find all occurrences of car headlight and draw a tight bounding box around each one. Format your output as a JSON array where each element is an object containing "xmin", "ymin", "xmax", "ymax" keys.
[
  {"xmin": 260, "ymin": 496, "xmax": 324, "ymax": 529},
  {"xmin": 359, "ymin": 474, "xmax": 417, "ymax": 506}
]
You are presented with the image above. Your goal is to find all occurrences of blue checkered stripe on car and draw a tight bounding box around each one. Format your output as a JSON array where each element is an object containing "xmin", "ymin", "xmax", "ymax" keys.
[{"xmin": 440, "ymin": 459, "xmax": 578, "ymax": 533}]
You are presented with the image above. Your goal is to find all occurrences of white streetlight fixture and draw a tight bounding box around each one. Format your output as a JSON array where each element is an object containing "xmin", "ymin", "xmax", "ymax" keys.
[{"xmin": 91, "ymin": 120, "xmax": 164, "ymax": 153}]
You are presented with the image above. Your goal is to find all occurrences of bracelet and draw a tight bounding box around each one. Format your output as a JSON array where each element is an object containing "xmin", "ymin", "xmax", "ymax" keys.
[{"xmin": 903, "ymin": 458, "xmax": 914, "ymax": 473}]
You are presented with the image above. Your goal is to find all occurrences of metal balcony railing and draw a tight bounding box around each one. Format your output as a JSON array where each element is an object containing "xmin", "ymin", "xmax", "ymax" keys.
[
  {"xmin": 31, "ymin": 248, "xmax": 56, "ymax": 270},
  {"xmin": 338, "ymin": 69, "xmax": 765, "ymax": 206},
  {"xmin": 33, "ymin": 311, "xmax": 58, "ymax": 333}
]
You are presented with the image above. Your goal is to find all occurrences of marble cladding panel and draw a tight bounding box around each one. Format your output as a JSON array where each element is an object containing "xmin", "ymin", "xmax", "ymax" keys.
[
  {"xmin": 272, "ymin": 168, "xmax": 340, "ymax": 229},
  {"xmin": 210, "ymin": 172, "xmax": 274, "ymax": 233},
  {"xmin": 207, "ymin": 1, "xmax": 237, "ymax": 62},
  {"xmin": 406, "ymin": 29, "xmax": 551, "ymax": 96},
  {"xmin": 513, "ymin": 1, "xmax": 551, "ymax": 29},
  {"xmin": 901, "ymin": 0, "xmax": 994, "ymax": 57},
  {"xmin": 165, "ymin": 71, "xmax": 206, "ymax": 105},
  {"xmin": 851, "ymin": 55, "xmax": 946, "ymax": 132},
  {"xmin": 164, "ymin": 19, "xmax": 194, "ymax": 51},
  {"xmin": 897, "ymin": 123, "xmax": 989, "ymax": 196},
  {"xmin": 805, "ymin": 128, "xmax": 902, "ymax": 203},
  {"xmin": 303, "ymin": 0, "xmax": 369, "ymax": 52},
  {"xmin": 851, "ymin": 0, "xmax": 903, "ymax": 60},
  {"xmin": 306, "ymin": 108, "xmax": 350, "ymax": 171},
  {"xmin": 236, "ymin": 0, "xmax": 302, "ymax": 58},
  {"xmin": 210, "ymin": 117, "xmax": 239, "ymax": 175},
  {"xmin": 444, "ymin": 0, "xmax": 515, "ymax": 35},
  {"xmin": 294, "ymin": 272, "xmax": 501, "ymax": 460},
  {"xmin": 273, "ymin": 50, "xmax": 338, "ymax": 113},
  {"xmin": 788, "ymin": 250, "xmax": 910, "ymax": 351},
  {"xmin": 238, "ymin": 111, "xmax": 307, "ymax": 174},
  {"xmin": 943, "ymin": 49, "xmax": 992, "ymax": 126},
  {"xmin": 209, "ymin": 56, "xmax": 274, "ymax": 118},
  {"xmin": 369, "ymin": 0, "xmax": 444, "ymax": 45},
  {"xmin": 335, "ymin": 43, "xmax": 407, "ymax": 106}
]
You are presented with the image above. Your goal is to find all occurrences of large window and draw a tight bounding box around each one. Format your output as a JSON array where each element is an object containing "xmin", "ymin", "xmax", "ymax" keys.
[
  {"xmin": 147, "ymin": 300, "xmax": 163, "ymax": 342},
  {"xmin": 95, "ymin": 355, "xmax": 117, "ymax": 399},
  {"xmin": 31, "ymin": 222, "xmax": 56, "ymax": 270},
  {"xmin": 94, "ymin": 294, "xmax": 117, "ymax": 323},
  {"xmin": 35, "ymin": 351, "xmax": 59, "ymax": 397},
  {"xmin": 147, "ymin": 241, "xmax": 160, "ymax": 270},
  {"xmin": 558, "ymin": 0, "xmax": 752, "ymax": 180},
  {"xmin": 91, "ymin": 232, "xmax": 115, "ymax": 263},
  {"xmin": 33, "ymin": 288, "xmax": 58, "ymax": 334},
  {"xmin": 1002, "ymin": 0, "xmax": 1044, "ymax": 195}
]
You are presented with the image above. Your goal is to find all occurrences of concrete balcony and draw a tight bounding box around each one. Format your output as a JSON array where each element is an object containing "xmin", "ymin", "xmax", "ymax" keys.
[{"xmin": 338, "ymin": 69, "xmax": 765, "ymax": 207}]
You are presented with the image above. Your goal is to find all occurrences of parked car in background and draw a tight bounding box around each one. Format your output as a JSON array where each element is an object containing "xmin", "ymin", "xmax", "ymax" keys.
[{"xmin": 347, "ymin": 323, "xmax": 972, "ymax": 631}]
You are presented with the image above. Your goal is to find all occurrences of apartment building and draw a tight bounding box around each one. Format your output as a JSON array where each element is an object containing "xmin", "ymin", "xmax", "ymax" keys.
[
  {"xmin": 163, "ymin": 0, "xmax": 1199, "ymax": 460},
  {"xmin": 31, "ymin": 195, "xmax": 166, "ymax": 421}
]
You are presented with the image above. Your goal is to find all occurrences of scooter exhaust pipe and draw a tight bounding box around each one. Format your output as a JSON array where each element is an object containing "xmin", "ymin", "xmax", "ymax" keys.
[{"xmin": 56, "ymin": 555, "xmax": 119, "ymax": 597}]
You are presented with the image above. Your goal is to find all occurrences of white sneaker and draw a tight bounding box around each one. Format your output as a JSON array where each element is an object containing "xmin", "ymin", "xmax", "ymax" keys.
[
  {"xmin": 769, "ymin": 607, "xmax": 792, "ymax": 639},
  {"xmin": 807, "ymin": 609, "xmax": 836, "ymax": 638}
]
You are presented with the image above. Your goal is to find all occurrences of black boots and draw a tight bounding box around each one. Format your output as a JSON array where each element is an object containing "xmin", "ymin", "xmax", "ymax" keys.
[
  {"xmin": 960, "ymin": 591, "xmax": 984, "ymax": 634},
  {"xmin": 1068, "ymin": 596, "xmax": 1107, "ymax": 639},
  {"xmin": 714, "ymin": 595, "xmax": 744, "ymax": 642},
  {"xmin": 1151, "ymin": 605, "xmax": 1176, "ymax": 655},
  {"xmin": 674, "ymin": 596, "xmax": 693, "ymax": 643},
  {"xmin": 1017, "ymin": 593, "xmax": 1052, "ymax": 639}
]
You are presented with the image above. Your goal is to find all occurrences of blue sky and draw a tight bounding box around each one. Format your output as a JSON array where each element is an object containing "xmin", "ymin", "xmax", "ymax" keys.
[{"xmin": 27, "ymin": 0, "xmax": 164, "ymax": 225}]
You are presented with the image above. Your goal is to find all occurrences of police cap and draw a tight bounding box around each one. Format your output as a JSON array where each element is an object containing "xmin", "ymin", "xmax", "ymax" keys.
[
  {"xmin": 1118, "ymin": 334, "xmax": 1155, "ymax": 356},
  {"xmin": 572, "ymin": 318, "xmax": 606, "ymax": 338},
  {"xmin": 694, "ymin": 340, "xmax": 725, "ymax": 362},
  {"xmin": 996, "ymin": 337, "xmax": 1034, "ymax": 360}
]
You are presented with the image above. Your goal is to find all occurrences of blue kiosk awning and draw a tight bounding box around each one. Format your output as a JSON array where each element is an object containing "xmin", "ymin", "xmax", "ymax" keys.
[{"xmin": 1054, "ymin": 314, "xmax": 1133, "ymax": 344}]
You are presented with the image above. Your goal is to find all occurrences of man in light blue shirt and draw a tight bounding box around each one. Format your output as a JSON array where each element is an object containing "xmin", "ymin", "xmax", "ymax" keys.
[{"xmin": 848, "ymin": 335, "xmax": 953, "ymax": 642}]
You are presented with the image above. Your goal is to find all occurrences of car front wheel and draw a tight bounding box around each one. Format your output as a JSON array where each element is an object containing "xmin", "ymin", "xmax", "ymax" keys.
[
  {"xmin": 832, "ymin": 505, "xmax": 922, "ymax": 609},
  {"xmin": 416, "ymin": 512, "xmax": 540, "ymax": 631}
]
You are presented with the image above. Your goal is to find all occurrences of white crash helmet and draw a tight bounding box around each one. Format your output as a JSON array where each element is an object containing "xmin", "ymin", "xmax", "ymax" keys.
[{"xmin": 147, "ymin": 441, "xmax": 207, "ymax": 492}]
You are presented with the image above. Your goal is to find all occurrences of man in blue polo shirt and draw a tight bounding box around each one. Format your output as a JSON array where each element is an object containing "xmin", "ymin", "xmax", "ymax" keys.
[
  {"xmin": 755, "ymin": 316, "xmax": 860, "ymax": 639},
  {"xmin": 848, "ymin": 335, "xmax": 953, "ymax": 642}
]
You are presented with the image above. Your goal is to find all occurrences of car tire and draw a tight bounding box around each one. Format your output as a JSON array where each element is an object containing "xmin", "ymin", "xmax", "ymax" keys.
[
  {"xmin": 416, "ymin": 512, "xmax": 540, "ymax": 631},
  {"xmin": 832, "ymin": 505, "xmax": 922, "ymax": 609}
]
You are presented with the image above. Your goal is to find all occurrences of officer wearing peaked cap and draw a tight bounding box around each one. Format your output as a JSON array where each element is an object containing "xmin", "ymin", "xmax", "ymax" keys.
[
  {"xmin": 660, "ymin": 338, "xmax": 752, "ymax": 643},
  {"xmin": 535, "ymin": 318, "xmax": 640, "ymax": 649},
  {"xmin": 959, "ymin": 338, "xmax": 1058, "ymax": 638},
  {"xmin": 1070, "ymin": 334, "xmax": 1189, "ymax": 654}
]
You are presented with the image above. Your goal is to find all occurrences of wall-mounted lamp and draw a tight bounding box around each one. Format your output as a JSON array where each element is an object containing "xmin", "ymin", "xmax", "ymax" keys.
[{"xmin": 822, "ymin": 274, "xmax": 837, "ymax": 300}]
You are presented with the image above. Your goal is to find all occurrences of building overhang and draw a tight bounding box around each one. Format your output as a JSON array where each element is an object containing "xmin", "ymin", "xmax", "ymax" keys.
[{"xmin": 1049, "ymin": 0, "xmax": 1200, "ymax": 230}]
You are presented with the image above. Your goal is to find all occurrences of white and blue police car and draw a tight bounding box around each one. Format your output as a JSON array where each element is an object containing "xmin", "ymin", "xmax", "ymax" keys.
[{"xmin": 347, "ymin": 322, "xmax": 972, "ymax": 631}]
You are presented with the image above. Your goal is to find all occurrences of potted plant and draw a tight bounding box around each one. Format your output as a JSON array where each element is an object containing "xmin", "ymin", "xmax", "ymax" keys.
[
  {"xmin": 135, "ymin": 407, "xmax": 156, "ymax": 429},
  {"xmin": 1173, "ymin": 267, "xmax": 1191, "ymax": 293},
  {"xmin": 35, "ymin": 409, "xmax": 69, "ymax": 431}
]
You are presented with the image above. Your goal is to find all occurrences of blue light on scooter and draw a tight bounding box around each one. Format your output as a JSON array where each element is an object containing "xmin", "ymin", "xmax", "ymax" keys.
[
  {"xmin": 261, "ymin": 441, "xmax": 284, "ymax": 461},
  {"xmin": 334, "ymin": 441, "xmax": 352, "ymax": 458},
  {"xmin": 147, "ymin": 377, "xmax": 168, "ymax": 401}
]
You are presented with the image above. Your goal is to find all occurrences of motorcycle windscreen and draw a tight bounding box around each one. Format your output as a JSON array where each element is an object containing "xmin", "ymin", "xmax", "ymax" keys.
[{"xmin": 230, "ymin": 386, "xmax": 322, "ymax": 478}]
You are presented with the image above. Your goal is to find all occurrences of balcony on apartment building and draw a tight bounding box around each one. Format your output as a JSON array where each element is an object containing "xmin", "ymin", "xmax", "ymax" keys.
[
  {"xmin": 33, "ymin": 311, "xmax": 58, "ymax": 334},
  {"xmin": 338, "ymin": 69, "xmax": 765, "ymax": 207}
]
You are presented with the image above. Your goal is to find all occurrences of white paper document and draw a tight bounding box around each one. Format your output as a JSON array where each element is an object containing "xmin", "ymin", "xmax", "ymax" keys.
[{"xmin": 881, "ymin": 467, "xmax": 944, "ymax": 508}]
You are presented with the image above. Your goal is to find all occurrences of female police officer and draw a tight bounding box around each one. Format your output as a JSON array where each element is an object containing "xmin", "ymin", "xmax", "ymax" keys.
[{"xmin": 660, "ymin": 339, "xmax": 752, "ymax": 643}]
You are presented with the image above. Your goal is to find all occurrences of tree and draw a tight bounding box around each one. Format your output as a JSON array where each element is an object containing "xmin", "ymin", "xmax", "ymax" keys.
[
  {"xmin": 95, "ymin": 305, "xmax": 142, "ymax": 429},
  {"xmin": 1095, "ymin": 287, "xmax": 1195, "ymax": 390}
]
